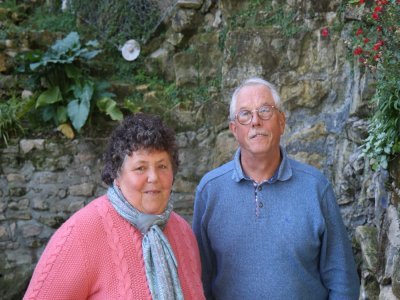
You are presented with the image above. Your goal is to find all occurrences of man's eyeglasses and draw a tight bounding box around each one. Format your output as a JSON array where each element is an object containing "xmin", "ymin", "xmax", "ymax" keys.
[{"xmin": 234, "ymin": 105, "xmax": 279, "ymax": 125}]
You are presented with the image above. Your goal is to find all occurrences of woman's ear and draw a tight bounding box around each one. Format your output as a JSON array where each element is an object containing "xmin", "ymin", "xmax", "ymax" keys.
[{"xmin": 114, "ymin": 179, "xmax": 120, "ymax": 187}]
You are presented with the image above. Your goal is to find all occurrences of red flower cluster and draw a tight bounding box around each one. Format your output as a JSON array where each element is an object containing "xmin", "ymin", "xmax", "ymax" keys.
[
  {"xmin": 354, "ymin": 47, "xmax": 363, "ymax": 55},
  {"xmin": 321, "ymin": 27, "xmax": 329, "ymax": 37},
  {"xmin": 351, "ymin": 0, "xmax": 398, "ymax": 69},
  {"xmin": 372, "ymin": 40, "xmax": 384, "ymax": 51}
]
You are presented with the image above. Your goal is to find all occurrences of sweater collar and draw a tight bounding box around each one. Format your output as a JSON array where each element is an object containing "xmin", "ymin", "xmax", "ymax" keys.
[{"xmin": 232, "ymin": 146, "xmax": 292, "ymax": 183}]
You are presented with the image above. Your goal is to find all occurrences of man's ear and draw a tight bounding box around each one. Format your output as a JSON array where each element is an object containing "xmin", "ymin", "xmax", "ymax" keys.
[
  {"xmin": 279, "ymin": 112, "xmax": 286, "ymax": 134},
  {"xmin": 229, "ymin": 121, "xmax": 238, "ymax": 139}
]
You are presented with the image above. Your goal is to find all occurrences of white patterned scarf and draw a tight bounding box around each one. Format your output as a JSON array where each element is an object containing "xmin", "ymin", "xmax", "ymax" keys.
[{"xmin": 107, "ymin": 184, "xmax": 184, "ymax": 300}]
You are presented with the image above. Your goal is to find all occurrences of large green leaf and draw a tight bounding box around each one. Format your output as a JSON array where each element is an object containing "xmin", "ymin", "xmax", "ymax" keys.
[
  {"xmin": 56, "ymin": 106, "xmax": 68, "ymax": 123},
  {"xmin": 86, "ymin": 40, "xmax": 100, "ymax": 47},
  {"xmin": 73, "ymin": 82, "xmax": 94, "ymax": 103},
  {"xmin": 97, "ymin": 97, "xmax": 123, "ymax": 121},
  {"xmin": 65, "ymin": 65, "xmax": 82, "ymax": 82},
  {"xmin": 67, "ymin": 98, "xmax": 90, "ymax": 132},
  {"xmin": 51, "ymin": 32, "xmax": 80, "ymax": 55},
  {"xmin": 36, "ymin": 86, "xmax": 62, "ymax": 108},
  {"xmin": 30, "ymin": 61, "xmax": 44, "ymax": 71},
  {"xmin": 80, "ymin": 50, "xmax": 101, "ymax": 60},
  {"xmin": 41, "ymin": 106, "xmax": 56, "ymax": 122}
]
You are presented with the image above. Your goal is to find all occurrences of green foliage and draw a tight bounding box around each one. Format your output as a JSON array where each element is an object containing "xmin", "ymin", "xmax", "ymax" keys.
[
  {"xmin": 19, "ymin": 32, "xmax": 123, "ymax": 135},
  {"xmin": 69, "ymin": 0, "xmax": 162, "ymax": 49},
  {"xmin": 0, "ymin": 96, "xmax": 34, "ymax": 146},
  {"xmin": 363, "ymin": 70, "xmax": 400, "ymax": 170},
  {"xmin": 225, "ymin": 0, "xmax": 306, "ymax": 38},
  {"xmin": 123, "ymin": 71, "xmax": 215, "ymax": 123},
  {"xmin": 0, "ymin": 0, "xmax": 17, "ymax": 9},
  {"xmin": 22, "ymin": 5, "xmax": 77, "ymax": 33},
  {"xmin": 346, "ymin": 0, "xmax": 400, "ymax": 170}
]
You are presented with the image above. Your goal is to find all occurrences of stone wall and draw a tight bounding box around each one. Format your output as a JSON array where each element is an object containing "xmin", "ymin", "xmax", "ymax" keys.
[{"xmin": 0, "ymin": 0, "xmax": 399, "ymax": 299}]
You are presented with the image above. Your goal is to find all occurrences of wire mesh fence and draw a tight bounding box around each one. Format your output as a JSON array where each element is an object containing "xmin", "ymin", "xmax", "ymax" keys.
[{"xmin": 69, "ymin": 0, "xmax": 178, "ymax": 48}]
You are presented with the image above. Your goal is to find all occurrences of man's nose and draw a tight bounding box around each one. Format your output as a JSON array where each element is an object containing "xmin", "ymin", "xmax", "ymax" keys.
[{"xmin": 250, "ymin": 111, "xmax": 261, "ymax": 126}]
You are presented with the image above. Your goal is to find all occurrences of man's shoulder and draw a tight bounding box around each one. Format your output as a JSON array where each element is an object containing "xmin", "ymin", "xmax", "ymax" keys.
[
  {"xmin": 288, "ymin": 157, "xmax": 329, "ymax": 184},
  {"xmin": 197, "ymin": 160, "xmax": 235, "ymax": 190}
]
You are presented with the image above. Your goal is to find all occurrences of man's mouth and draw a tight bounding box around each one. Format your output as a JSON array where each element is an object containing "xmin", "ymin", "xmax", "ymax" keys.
[{"xmin": 249, "ymin": 132, "xmax": 269, "ymax": 139}]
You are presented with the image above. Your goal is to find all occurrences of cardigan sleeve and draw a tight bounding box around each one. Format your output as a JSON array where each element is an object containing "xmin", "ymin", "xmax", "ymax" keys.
[
  {"xmin": 319, "ymin": 183, "xmax": 360, "ymax": 300},
  {"xmin": 23, "ymin": 218, "xmax": 91, "ymax": 300}
]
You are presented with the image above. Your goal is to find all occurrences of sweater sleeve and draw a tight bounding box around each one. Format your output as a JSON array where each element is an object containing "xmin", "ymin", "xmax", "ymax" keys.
[
  {"xmin": 23, "ymin": 218, "xmax": 90, "ymax": 300},
  {"xmin": 192, "ymin": 186, "xmax": 216, "ymax": 300},
  {"xmin": 319, "ymin": 183, "xmax": 360, "ymax": 300}
]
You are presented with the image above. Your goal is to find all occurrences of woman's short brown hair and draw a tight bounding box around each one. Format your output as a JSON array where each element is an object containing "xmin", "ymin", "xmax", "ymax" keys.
[{"xmin": 101, "ymin": 113, "xmax": 179, "ymax": 186}]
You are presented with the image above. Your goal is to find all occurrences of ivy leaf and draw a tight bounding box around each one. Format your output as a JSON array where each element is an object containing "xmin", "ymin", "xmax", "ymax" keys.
[{"xmin": 383, "ymin": 146, "xmax": 392, "ymax": 154}]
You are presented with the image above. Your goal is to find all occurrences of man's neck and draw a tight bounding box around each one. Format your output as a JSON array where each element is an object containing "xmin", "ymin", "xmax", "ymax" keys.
[{"xmin": 240, "ymin": 149, "xmax": 281, "ymax": 183}]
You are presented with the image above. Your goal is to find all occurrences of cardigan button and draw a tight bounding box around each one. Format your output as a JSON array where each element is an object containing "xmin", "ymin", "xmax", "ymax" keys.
[
  {"xmin": 258, "ymin": 185, "xmax": 262, "ymax": 191},
  {"xmin": 258, "ymin": 201, "xmax": 263, "ymax": 208}
]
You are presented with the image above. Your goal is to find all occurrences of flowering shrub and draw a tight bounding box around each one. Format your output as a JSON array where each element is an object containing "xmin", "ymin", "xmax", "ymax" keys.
[{"xmin": 347, "ymin": 0, "xmax": 400, "ymax": 170}]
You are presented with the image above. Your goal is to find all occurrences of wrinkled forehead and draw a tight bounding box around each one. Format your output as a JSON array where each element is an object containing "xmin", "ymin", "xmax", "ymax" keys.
[{"xmin": 236, "ymin": 84, "xmax": 276, "ymax": 109}]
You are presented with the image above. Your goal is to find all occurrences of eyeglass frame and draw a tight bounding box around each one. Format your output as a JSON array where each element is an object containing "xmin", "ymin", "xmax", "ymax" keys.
[{"xmin": 232, "ymin": 104, "xmax": 280, "ymax": 125}]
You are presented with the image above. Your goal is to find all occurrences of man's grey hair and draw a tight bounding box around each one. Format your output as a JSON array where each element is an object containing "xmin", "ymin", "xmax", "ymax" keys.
[{"xmin": 229, "ymin": 77, "xmax": 281, "ymax": 121}]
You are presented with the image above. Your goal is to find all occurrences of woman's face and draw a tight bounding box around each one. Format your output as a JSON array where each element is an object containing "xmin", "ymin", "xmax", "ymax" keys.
[{"xmin": 115, "ymin": 149, "xmax": 174, "ymax": 215}]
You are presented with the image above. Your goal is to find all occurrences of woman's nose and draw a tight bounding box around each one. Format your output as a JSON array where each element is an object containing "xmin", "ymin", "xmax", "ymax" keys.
[{"xmin": 147, "ymin": 168, "xmax": 159, "ymax": 182}]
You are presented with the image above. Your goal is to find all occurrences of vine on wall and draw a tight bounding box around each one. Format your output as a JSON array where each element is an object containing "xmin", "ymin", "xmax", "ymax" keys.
[{"xmin": 346, "ymin": 0, "xmax": 400, "ymax": 171}]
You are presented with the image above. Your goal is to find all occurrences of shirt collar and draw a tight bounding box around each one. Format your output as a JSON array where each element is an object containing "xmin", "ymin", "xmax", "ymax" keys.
[{"xmin": 232, "ymin": 146, "xmax": 292, "ymax": 183}]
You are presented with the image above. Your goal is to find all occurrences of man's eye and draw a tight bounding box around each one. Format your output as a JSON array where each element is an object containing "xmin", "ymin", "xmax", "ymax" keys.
[
  {"xmin": 259, "ymin": 106, "xmax": 271, "ymax": 113},
  {"xmin": 239, "ymin": 110, "xmax": 251, "ymax": 117}
]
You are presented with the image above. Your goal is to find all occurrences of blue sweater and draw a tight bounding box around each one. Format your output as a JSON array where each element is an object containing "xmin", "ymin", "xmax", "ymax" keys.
[{"xmin": 192, "ymin": 148, "xmax": 360, "ymax": 299}]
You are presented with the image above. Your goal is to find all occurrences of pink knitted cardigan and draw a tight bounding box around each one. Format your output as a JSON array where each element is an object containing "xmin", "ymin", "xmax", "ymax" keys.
[{"xmin": 24, "ymin": 195, "xmax": 205, "ymax": 299}]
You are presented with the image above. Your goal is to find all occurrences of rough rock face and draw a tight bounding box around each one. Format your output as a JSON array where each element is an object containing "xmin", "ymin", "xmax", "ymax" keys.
[{"xmin": 1, "ymin": 0, "xmax": 399, "ymax": 299}]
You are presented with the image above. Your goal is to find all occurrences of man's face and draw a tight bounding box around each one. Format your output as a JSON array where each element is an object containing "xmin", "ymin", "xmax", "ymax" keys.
[{"xmin": 229, "ymin": 84, "xmax": 285, "ymax": 159}]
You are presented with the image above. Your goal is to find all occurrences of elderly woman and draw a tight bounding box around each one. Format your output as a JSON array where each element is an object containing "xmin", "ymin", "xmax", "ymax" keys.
[{"xmin": 24, "ymin": 113, "xmax": 205, "ymax": 299}]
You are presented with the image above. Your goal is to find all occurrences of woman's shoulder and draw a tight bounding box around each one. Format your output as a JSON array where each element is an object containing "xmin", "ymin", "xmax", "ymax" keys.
[
  {"xmin": 52, "ymin": 195, "xmax": 109, "ymax": 238},
  {"xmin": 168, "ymin": 212, "xmax": 192, "ymax": 230},
  {"xmin": 166, "ymin": 212, "xmax": 197, "ymax": 247}
]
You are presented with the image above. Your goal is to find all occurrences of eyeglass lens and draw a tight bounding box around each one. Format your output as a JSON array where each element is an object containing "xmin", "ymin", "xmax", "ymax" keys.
[{"xmin": 237, "ymin": 106, "xmax": 274, "ymax": 124}]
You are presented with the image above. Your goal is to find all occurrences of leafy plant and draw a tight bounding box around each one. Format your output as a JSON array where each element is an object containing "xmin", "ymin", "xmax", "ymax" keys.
[
  {"xmin": 23, "ymin": 5, "xmax": 77, "ymax": 33},
  {"xmin": 69, "ymin": 0, "xmax": 162, "ymax": 48},
  {"xmin": 20, "ymin": 31, "xmax": 122, "ymax": 136},
  {"xmin": 0, "ymin": 96, "xmax": 34, "ymax": 146},
  {"xmin": 225, "ymin": 0, "xmax": 305, "ymax": 38},
  {"xmin": 345, "ymin": 0, "xmax": 400, "ymax": 170},
  {"xmin": 123, "ymin": 71, "xmax": 214, "ymax": 122}
]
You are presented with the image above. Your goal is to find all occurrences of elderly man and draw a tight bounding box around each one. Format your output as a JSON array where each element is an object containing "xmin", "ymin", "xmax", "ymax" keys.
[{"xmin": 192, "ymin": 77, "xmax": 360, "ymax": 299}]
